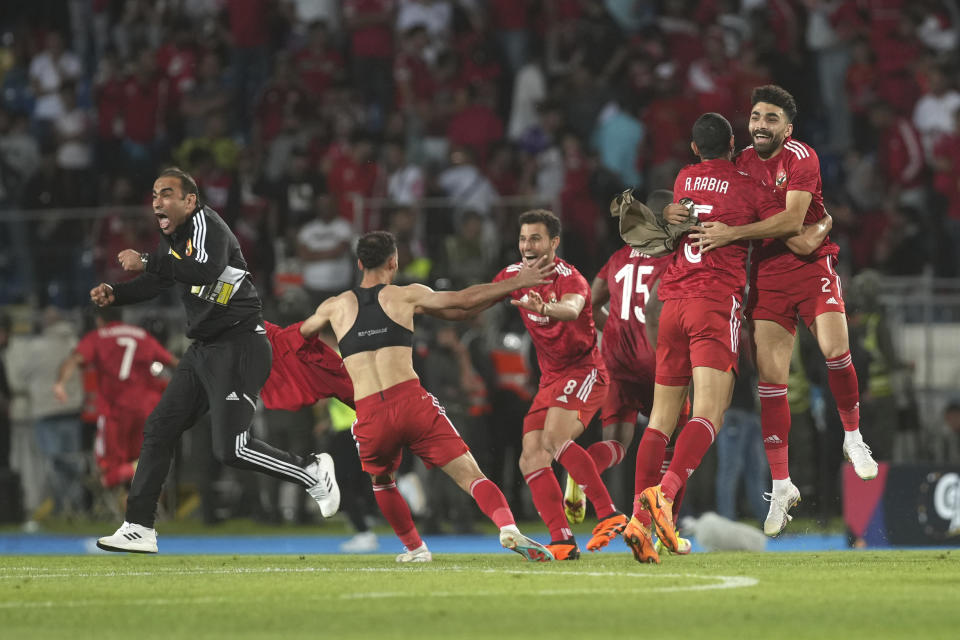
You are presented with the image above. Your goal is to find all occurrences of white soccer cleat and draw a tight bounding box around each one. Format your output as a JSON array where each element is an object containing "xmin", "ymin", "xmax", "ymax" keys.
[
  {"xmin": 499, "ymin": 526, "xmax": 554, "ymax": 562},
  {"xmin": 396, "ymin": 542, "xmax": 432, "ymax": 563},
  {"xmin": 843, "ymin": 440, "xmax": 879, "ymax": 480},
  {"xmin": 305, "ymin": 453, "xmax": 341, "ymax": 518},
  {"xmin": 96, "ymin": 521, "xmax": 158, "ymax": 554},
  {"xmin": 763, "ymin": 481, "xmax": 801, "ymax": 537},
  {"xmin": 563, "ymin": 473, "xmax": 586, "ymax": 525},
  {"xmin": 339, "ymin": 531, "xmax": 379, "ymax": 553}
]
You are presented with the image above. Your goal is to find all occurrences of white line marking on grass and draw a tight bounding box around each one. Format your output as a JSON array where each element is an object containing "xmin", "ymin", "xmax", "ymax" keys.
[{"xmin": 0, "ymin": 565, "xmax": 758, "ymax": 598}]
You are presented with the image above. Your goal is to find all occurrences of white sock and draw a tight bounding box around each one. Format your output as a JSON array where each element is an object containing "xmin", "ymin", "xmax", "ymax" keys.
[
  {"xmin": 772, "ymin": 478, "xmax": 792, "ymax": 493},
  {"xmin": 500, "ymin": 524, "xmax": 520, "ymax": 534},
  {"xmin": 844, "ymin": 429, "xmax": 863, "ymax": 445}
]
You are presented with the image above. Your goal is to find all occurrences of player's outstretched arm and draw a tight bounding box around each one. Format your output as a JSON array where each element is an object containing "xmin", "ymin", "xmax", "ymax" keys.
[
  {"xmin": 300, "ymin": 297, "xmax": 338, "ymax": 339},
  {"xmin": 784, "ymin": 212, "xmax": 832, "ymax": 256},
  {"xmin": 692, "ymin": 190, "xmax": 810, "ymax": 252},
  {"xmin": 412, "ymin": 256, "xmax": 555, "ymax": 313},
  {"xmin": 511, "ymin": 291, "xmax": 584, "ymax": 322},
  {"xmin": 590, "ymin": 275, "xmax": 610, "ymax": 331},
  {"xmin": 53, "ymin": 351, "xmax": 86, "ymax": 404}
]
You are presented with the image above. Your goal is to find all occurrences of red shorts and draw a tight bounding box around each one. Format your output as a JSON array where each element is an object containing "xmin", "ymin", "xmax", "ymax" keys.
[
  {"xmin": 747, "ymin": 255, "xmax": 846, "ymax": 334},
  {"xmin": 95, "ymin": 402, "xmax": 154, "ymax": 487},
  {"xmin": 656, "ymin": 297, "xmax": 741, "ymax": 386},
  {"xmin": 600, "ymin": 374, "xmax": 654, "ymax": 426},
  {"xmin": 352, "ymin": 379, "xmax": 469, "ymax": 476},
  {"xmin": 523, "ymin": 367, "xmax": 608, "ymax": 435}
]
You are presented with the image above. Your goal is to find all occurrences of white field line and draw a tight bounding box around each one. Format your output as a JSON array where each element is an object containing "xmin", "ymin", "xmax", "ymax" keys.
[{"xmin": 0, "ymin": 566, "xmax": 757, "ymax": 606}]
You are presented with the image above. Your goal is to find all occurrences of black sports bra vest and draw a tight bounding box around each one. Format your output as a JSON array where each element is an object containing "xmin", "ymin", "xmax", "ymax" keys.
[{"xmin": 338, "ymin": 284, "xmax": 414, "ymax": 358}]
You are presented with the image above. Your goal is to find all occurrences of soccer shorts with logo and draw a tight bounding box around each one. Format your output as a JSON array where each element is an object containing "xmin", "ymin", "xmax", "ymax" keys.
[
  {"xmin": 656, "ymin": 297, "xmax": 742, "ymax": 386},
  {"xmin": 352, "ymin": 379, "xmax": 469, "ymax": 476},
  {"xmin": 523, "ymin": 367, "xmax": 609, "ymax": 434},
  {"xmin": 747, "ymin": 255, "xmax": 846, "ymax": 334},
  {"xmin": 600, "ymin": 374, "xmax": 654, "ymax": 427}
]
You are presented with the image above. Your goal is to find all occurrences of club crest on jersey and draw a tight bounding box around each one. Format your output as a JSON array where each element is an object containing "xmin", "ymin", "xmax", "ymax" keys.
[
  {"xmin": 775, "ymin": 169, "xmax": 787, "ymax": 187},
  {"xmin": 186, "ymin": 239, "xmax": 193, "ymax": 256}
]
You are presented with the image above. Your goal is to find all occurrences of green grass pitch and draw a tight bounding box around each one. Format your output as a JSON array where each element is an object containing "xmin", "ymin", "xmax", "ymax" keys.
[{"xmin": 2, "ymin": 551, "xmax": 958, "ymax": 639}]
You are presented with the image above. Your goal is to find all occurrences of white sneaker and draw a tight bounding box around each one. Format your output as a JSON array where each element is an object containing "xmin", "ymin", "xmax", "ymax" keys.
[
  {"xmin": 396, "ymin": 542, "xmax": 432, "ymax": 563},
  {"xmin": 563, "ymin": 473, "xmax": 586, "ymax": 525},
  {"xmin": 340, "ymin": 531, "xmax": 379, "ymax": 553},
  {"xmin": 843, "ymin": 440, "xmax": 879, "ymax": 480},
  {"xmin": 305, "ymin": 453, "xmax": 340, "ymax": 518},
  {"xmin": 499, "ymin": 526, "xmax": 554, "ymax": 562},
  {"xmin": 763, "ymin": 481, "xmax": 801, "ymax": 537},
  {"xmin": 96, "ymin": 521, "xmax": 158, "ymax": 553}
]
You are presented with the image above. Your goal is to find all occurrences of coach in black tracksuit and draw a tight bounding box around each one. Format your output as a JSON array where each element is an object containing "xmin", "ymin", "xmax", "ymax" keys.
[{"xmin": 91, "ymin": 167, "xmax": 323, "ymax": 530}]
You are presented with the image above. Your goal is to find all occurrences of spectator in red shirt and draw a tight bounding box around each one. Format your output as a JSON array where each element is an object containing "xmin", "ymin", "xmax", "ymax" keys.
[
  {"xmin": 344, "ymin": 0, "xmax": 395, "ymax": 120},
  {"xmin": 255, "ymin": 54, "xmax": 309, "ymax": 144},
  {"xmin": 869, "ymin": 100, "xmax": 926, "ymax": 206},
  {"xmin": 224, "ymin": 0, "xmax": 272, "ymax": 129},
  {"xmin": 295, "ymin": 21, "xmax": 344, "ymax": 101},
  {"xmin": 327, "ymin": 131, "xmax": 381, "ymax": 225},
  {"xmin": 446, "ymin": 83, "xmax": 504, "ymax": 167},
  {"xmin": 643, "ymin": 69, "xmax": 698, "ymax": 191},
  {"xmin": 394, "ymin": 25, "xmax": 434, "ymax": 115},
  {"xmin": 121, "ymin": 49, "xmax": 171, "ymax": 178}
]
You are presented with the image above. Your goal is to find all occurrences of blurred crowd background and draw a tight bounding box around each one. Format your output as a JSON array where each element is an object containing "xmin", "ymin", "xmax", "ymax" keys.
[{"xmin": 2, "ymin": 0, "xmax": 960, "ymax": 544}]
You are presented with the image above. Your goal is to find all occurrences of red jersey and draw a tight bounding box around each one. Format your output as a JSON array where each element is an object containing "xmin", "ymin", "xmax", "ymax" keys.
[
  {"xmin": 660, "ymin": 158, "xmax": 783, "ymax": 301},
  {"xmin": 74, "ymin": 322, "xmax": 174, "ymax": 413},
  {"xmin": 598, "ymin": 246, "xmax": 672, "ymax": 383},
  {"xmin": 261, "ymin": 321, "xmax": 355, "ymax": 411},
  {"xmin": 494, "ymin": 257, "xmax": 604, "ymax": 385},
  {"xmin": 736, "ymin": 137, "xmax": 839, "ymax": 275}
]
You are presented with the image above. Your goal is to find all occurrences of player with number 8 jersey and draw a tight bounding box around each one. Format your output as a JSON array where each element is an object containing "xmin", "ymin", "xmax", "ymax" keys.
[{"xmin": 493, "ymin": 209, "xmax": 627, "ymax": 560}]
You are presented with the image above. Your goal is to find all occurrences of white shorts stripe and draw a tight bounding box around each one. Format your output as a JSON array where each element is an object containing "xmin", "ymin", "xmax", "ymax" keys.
[
  {"xmin": 729, "ymin": 296, "xmax": 741, "ymax": 354},
  {"xmin": 575, "ymin": 368, "xmax": 598, "ymax": 403},
  {"xmin": 234, "ymin": 431, "xmax": 314, "ymax": 485}
]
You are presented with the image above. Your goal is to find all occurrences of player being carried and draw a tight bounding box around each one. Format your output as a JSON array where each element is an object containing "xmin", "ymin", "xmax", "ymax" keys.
[
  {"xmin": 678, "ymin": 85, "xmax": 878, "ymax": 537},
  {"xmin": 300, "ymin": 230, "xmax": 556, "ymax": 562},
  {"xmin": 633, "ymin": 112, "xmax": 832, "ymax": 560}
]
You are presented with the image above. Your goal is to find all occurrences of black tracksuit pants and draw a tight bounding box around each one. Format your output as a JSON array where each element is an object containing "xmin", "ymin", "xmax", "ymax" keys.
[{"xmin": 126, "ymin": 329, "xmax": 316, "ymax": 527}]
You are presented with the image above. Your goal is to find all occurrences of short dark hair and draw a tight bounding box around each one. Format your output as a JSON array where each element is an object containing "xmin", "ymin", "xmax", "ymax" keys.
[
  {"xmin": 518, "ymin": 209, "xmax": 561, "ymax": 238},
  {"xmin": 751, "ymin": 84, "xmax": 798, "ymax": 123},
  {"xmin": 157, "ymin": 166, "xmax": 200, "ymax": 199},
  {"xmin": 692, "ymin": 113, "xmax": 733, "ymax": 159},
  {"xmin": 357, "ymin": 231, "xmax": 397, "ymax": 269},
  {"xmin": 96, "ymin": 306, "xmax": 123, "ymax": 323}
]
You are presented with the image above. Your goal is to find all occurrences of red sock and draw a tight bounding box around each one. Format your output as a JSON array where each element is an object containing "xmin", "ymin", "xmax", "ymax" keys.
[
  {"xmin": 633, "ymin": 428, "xmax": 669, "ymax": 522},
  {"xmin": 660, "ymin": 446, "xmax": 686, "ymax": 520},
  {"xmin": 524, "ymin": 467, "xmax": 572, "ymax": 542},
  {"xmin": 555, "ymin": 440, "xmax": 617, "ymax": 518},
  {"xmin": 586, "ymin": 440, "xmax": 626, "ymax": 473},
  {"xmin": 469, "ymin": 478, "xmax": 515, "ymax": 529},
  {"xmin": 373, "ymin": 480, "xmax": 422, "ymax": 550},
  {"xmin": 759, "ymin": 383, "xmax": 791, "ymax": 480},
  {"xmin": 662, "ymin": 417, "xmax": 716, "ymax": 501},
  {"xmin": 826, "ymin": 351, "xmax": 860, "ymax": 431}
]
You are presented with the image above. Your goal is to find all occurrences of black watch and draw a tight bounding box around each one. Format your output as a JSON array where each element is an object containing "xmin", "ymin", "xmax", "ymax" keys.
[{"xmin": 140, "ymin": 252, "xmax": 149, "ymax": 267}]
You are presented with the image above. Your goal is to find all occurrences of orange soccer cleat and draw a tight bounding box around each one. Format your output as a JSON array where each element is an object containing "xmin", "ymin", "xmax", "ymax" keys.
[
  {"xmin": 623, "ymin": 516, "xmax": 660, "ymax": 564},
  {"xmin": 586, "ymin": 512, "xmax": 628, "ymax": 551},
  {"xmin": 639, "ymin": 485, "xmax": 678, "ymax": 553},
  {"xmin": 546, "ymin": 538, "xmax": 581, "ymax": 560}
]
